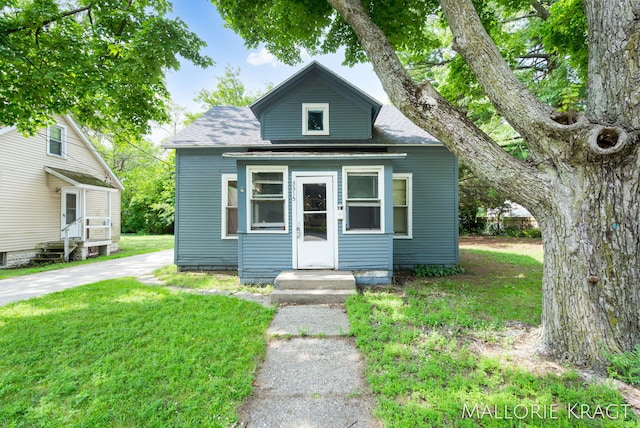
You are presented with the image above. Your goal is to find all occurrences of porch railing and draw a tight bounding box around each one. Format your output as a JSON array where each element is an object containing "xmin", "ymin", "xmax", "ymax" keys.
[
  {"xmin": 61, "ymin": 216, "xmax": 111, "ymax": 261},
  {"xmin": 85, "ymin": 216, "xmax": 112, "ymax": 241},
  {"xmin": 61, "ymin": 217, "xmax": 83, "ymax": 262}
]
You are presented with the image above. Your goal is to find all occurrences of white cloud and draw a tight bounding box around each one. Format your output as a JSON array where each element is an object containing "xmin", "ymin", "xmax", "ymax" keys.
[{"xmin": 246, "ymin": 48, "xmax": 278, "ymax": 66}]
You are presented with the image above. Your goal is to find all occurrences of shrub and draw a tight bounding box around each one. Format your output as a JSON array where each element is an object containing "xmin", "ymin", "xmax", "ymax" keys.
[
  {"xmin": 414, "ymin": 264, "xmax": 466, "ymax": 278},
  {"xmin": 522, "ymin": 228, "xmax": 542, "ymax": 238}
]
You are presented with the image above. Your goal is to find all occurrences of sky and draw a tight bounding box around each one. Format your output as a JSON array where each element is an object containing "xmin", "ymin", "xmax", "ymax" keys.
[{"xmin": 163, "ymin": 0, "xmax": 388, "ymax": 114}]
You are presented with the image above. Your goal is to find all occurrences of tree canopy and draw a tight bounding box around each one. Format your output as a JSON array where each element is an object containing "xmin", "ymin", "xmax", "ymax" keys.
[
  {"xmin": 186, "ymin": 65, "xmax": 271, "ymax": 123},
  {"xmin": 194, "ymin": 65, "xmax": 269, "ymax": 108},
  {"xmin": 90, "ymin": 132, "xmax": 175, "ymax": 234},
  {"xmin": 0, "ymin": 0, "xmax": 212, "ymax": 138},
  {"xmin": 212, "ymin": 0, "xmax": 587, "ymax": 136}
]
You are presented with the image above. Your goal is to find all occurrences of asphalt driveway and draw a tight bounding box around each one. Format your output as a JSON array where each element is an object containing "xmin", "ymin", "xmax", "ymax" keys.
[{"xmin": 0, "ymin": 250, "xmax": 173, "ymax": 306}]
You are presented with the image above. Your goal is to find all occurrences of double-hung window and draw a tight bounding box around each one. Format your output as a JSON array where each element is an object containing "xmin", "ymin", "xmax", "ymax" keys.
[
  {"xmin": 344, "ymin": 166, "xmax": 384, "ymax": 232},
  {"xmin": 393, "ymin": 173, "xmax": 412, "ymax": 238},
  {"xmin": 302, "ymin": 103, "xmax": 329, "ymax": 135},
  {"xmin": 48, "ymin": 125, "xmax": 66, "ymax": 157},
  {"xmin": 248, "ymin": 166, "xmax": 287, "ymax": 232},
  {"xmin": 222, "ymin": 174, "xmax": 238, "ymax": 239}
]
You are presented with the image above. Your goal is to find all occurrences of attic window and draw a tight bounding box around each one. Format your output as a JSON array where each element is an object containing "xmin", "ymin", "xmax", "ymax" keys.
[
  {"xmin": 47, "ymin": 125, "xmax": 66, "ymax": 158},
  {"xmin": 302, "ymin": 103, "xmax": 329, "ymax": 136}
]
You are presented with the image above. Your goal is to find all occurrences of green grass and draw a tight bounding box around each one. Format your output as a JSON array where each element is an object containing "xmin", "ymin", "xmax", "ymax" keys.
[
  {"xmin": 155, "ymin": 265, "xmax": 272, "ymax": 294},
  {"xmin": 0, "ymin": 234, "xmax": 174, "ymax": 279},
  {"xmin": 0, "ymin": 278, "xmax": 275, "ymax": 427},
  {"xmin": 347, "ymin": 248, "xmax": 636, "ymax": 427}
]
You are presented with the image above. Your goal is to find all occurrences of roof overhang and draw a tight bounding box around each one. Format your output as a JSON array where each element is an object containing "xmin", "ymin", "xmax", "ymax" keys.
[
  {"xmin": 45, "ymin": 167, "xmax": 120, "ymax": 192},
  {"xmin": 222, "ymin": 151, "xmax": 407, "ymax": 161}
]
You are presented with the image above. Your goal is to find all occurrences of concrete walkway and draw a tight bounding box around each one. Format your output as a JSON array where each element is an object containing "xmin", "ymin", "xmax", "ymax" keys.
[
  {"xmin": 239, "ymin": 305, "xmax": 382, "ymax": 428},
  {"xmin": 0, "ymin": 250, "xmax": 173, "ymax": 306}
]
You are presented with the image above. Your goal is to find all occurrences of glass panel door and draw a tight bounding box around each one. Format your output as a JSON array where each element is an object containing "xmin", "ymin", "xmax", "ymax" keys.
[
  {"xmin": 295, "ymin": 175, "xmax": 336, "ymax": 269},
  {"xmin": 303, "ymin": 183, "xmax": 327, "ymax": 241}
]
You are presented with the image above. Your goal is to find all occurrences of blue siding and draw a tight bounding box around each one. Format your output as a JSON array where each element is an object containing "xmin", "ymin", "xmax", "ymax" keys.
[
  {"xmin": 174, "ymin": 148, "xmax": 239, "ymax": 270},
  {"xmin": 261, "ymin": 75, "xmax": 373, "ymax": 141},
  {"xmin": 174, "ymin": 149, "xmax": 458, "ymax": 283},
  {"xmin": 390, "ymin": 146, "xmax": 459, "ymax": 267},
  {"xmin": 338, "ymin": 233, "xmax": 393, "ymax": 284},
  {"xmin": 238, "ymin": 233, "xmax": 292, "ymax": 284}
]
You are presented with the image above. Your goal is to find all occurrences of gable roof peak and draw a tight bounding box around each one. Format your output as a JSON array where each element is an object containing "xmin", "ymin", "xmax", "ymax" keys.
[{"xmin": 249, "ymin": 61, "xmax": 382, "ymax": 121}]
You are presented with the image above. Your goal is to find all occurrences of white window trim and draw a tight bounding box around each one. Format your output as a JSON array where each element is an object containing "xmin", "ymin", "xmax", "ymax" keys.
[
  {"xmin": 221, "ymin": 173, "xmax": 238, "ymax": 239},
  {"xmin": 47, "ymin": 124, "xmax": 67, "ymax": 158},
  {"xmin": 302, "ymin": 103, "xmax": 329, "ymax": 136},
  {"xmin": 393, "ymin": 173, "xmax": 413, "ymax": 239},
  {"xmin": 246, "ymin": 165, "xmax": 289, "ymax": 234},
  {"xmin": 342, "ymin": 165, "xmax": 385, "ymax": 234}
]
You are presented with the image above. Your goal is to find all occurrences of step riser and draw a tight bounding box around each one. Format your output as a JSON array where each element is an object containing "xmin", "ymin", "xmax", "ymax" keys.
[
  {"xmin": 38, "ymin": 253, "xmax": 64, "ymax": 259},
  {"xmin": 275, "ymin": 280, "xmax": 355, "ymax": 290},
  {"xmin": 272, "ymin": 271, "xmax": 357, "ymax": 304},
  {"xmin": 271, "ymin": 290, "xmax": 356, "ymax": 305},
  {"xmin": 275, "ymin": 271, "xmax": 355, "ymax": 291}
]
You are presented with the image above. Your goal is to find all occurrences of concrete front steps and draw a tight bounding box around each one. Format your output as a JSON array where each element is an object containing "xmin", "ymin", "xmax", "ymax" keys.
[
  {"xmin": 32, "ymin": 241, "xmax": 79, "ymax": 264},
  {"xmin": 272, "ymin": 270, "xmax": 357, "ymax": 304}
]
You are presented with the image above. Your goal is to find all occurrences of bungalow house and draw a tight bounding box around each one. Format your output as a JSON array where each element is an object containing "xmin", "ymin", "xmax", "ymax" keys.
[
  {"xmin": 0, "ymin": 115, "xmax": 123, "ymax": 268},
  {"xmin": 164, "ymin": 62, "xmax": 458, "ymax": 288}
]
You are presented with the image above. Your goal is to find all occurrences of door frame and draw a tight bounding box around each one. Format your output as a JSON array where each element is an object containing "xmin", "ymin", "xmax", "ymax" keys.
[
  {"xmin": 291, "ymin": 171, "xmax": 338, "ymax": 270},
  {"xmin": 60, "ymin": 187, "xmax": 83, "ymax": 239}
]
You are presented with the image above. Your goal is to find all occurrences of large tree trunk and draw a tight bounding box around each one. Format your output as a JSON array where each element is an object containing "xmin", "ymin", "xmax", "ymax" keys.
[
  {"xmin": 538, "ymin": 0, "xmax": 640, "ymax": 365},
  {"xmin": 538, "ymin": 161, "xmax": 640, "ymax": 365}
]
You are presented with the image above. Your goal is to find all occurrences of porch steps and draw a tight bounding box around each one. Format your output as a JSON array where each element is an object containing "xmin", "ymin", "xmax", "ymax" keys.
[
  {"xmin": 272, "ymin": 271, "xmax": 357, "ymax": 304},
  {"xmin": 32, "ymin": 241, "xmax": 78, "ymax": 264}
]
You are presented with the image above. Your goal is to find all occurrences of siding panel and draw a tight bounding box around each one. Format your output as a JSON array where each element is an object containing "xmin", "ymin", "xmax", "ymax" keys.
[
  {"xmin": 390, "ymin": 146, "xmax": 459, "ymax": 267},
  {"xmin": 175, "ymin": 148, "xmax": 239, "ymax": 269},
  {"xmin": 238, "ymin": 234, "xmax": 291, "ymax": 284},
  {"xmin": 262, "ymin": 76, "xmax": 373, "ymax": 141}
]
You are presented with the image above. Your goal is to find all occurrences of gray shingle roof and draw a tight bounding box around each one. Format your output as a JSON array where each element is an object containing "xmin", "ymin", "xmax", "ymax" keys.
[
  {"xmin": 163, "ymin": 105, "xmax": 440, "ymax": 148},
  {"xmin": 165, "ymin": 106, "xmax": 267, "ymax": 147},
  {"xmin": 373, "ymin": 106, "xmax": 439, "ymax": 145}
]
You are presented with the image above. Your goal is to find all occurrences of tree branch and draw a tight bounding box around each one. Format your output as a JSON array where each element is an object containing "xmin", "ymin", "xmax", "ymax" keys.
[
  {"xmin": 326, "ymin": 0, "xmax": 550, "ymax": 208},
  {"xmin": 530, "ymin": 0, "xmax": 551, "ymax": 20},
  {"xmin": 500, "ymin": 11, "xmax": 538, "ymax": 24},
  {"xmin": 1, "ymin": 4, "xmax": 93, "ymax": 35},
  {"xmin": 439, "ymin": 0, "xmax": 571, "ymax": 151},
  {"xmin": 116, "ymin": 0, "xmax": 134, "ymax": 36}
]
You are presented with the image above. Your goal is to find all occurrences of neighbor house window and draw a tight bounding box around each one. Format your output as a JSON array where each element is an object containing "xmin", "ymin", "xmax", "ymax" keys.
[
  {"xmin": 0, "ymin": 252, "xmax": 6, "ymax": 267},
  {"xmin": 393, "ymin": 173, "xmax": 412, "ymax": 238},
  {"xmin": 48, "ymin": 125, "xmax": 66, "ymax": 157},
  {"xmin": 302, "ymin": 103, "xmax": 329, "ymax": 135},
  {"xmin": 248, "ymin": 166, "xmax": 288, "ymax": 232},
  {"xmin": 222, "ymin": 174, "xmax": 238, "ymax": 239},
  {"xmin": 343, "ymin": 166, "xmax": 384, "ymax": 232}
]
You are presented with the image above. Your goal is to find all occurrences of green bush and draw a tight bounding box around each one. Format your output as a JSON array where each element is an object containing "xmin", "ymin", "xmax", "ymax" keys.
[
  {"xmin": 413, "ymin": 264, "xmax": 466, "ymax": 278},
  {"xmin": 606, "ymin": 343, "xmax": 640, "ymax": 385},
  {"xmin": 503, "ymin": 228, "xmax": 542, "ymax": 238},
  {"xmin": 522, "ymin": 228, "xmax": 542, "ymax": 238}
]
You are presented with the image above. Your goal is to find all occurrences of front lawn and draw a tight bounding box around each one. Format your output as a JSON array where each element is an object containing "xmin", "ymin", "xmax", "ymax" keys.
[
  {"xmin": 347, "ymin": 247, "xmax": 636, "ymax": 427},
  {"xmin": 0, "ymin": 278, "xmax": 274, "ymax": 427},
  {"xmin": 155, "ymin": 264, "xmax": 272, "ymax": 294}
]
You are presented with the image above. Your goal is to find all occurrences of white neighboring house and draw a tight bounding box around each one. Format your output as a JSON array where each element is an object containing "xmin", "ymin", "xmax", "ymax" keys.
[
  {"xmin": 0, "ymin": 115, "xmax": 124, "ymax": 268},
  {"xmin": 486, "ymin": 200, "xmax": 538, "ymax": 230}
]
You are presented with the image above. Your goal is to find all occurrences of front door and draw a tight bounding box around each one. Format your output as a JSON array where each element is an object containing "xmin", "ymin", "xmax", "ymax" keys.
[
  {"xmin": 61, "ymin": 189, "xmax": 82, "ymax": 239},
  {"xmin": 294, "ymin": 174, "xmax": 336, "ymax": 269}
]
